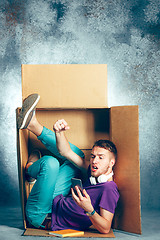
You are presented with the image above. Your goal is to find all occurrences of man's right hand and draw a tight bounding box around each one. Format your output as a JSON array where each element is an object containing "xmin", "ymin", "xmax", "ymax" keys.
[{"xmin": 53, "ymin": 119, "xmax": 70, "ymax": 133}]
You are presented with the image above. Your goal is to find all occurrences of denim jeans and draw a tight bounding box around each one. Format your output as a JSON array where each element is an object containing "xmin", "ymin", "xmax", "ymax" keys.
[{"xmin": 25, "ymin": 126, "xmax": 84, "ymax": 228}]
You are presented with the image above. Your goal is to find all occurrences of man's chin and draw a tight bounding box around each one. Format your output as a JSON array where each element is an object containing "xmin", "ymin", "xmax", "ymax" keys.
[{"xmin": 91, "ymin": 172, "xmax": 98, "ymax": 178}]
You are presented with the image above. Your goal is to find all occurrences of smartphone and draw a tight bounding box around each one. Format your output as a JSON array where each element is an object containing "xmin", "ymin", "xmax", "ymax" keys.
[{"xmin": 71, "ymin": 178, "xmax": 83, "ymax": 194}]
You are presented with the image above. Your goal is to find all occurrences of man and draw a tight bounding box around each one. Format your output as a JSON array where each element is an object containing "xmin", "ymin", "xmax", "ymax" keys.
[{"xmin": 17, "ymin": 94, "xmax": 119, "ymax": 233}]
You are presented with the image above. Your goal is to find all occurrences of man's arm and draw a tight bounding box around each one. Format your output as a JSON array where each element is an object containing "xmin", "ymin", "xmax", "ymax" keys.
[
  {"xmin": 88, "ymin": 208, "xmax": 113, "ymax": 234},
  {"xmin": 53, "ymin": 119, "xmax": 87, "ymax": 170},
  {"xmin": 71, "ymin": 187, "xmax": 113, "ymax": 234}
]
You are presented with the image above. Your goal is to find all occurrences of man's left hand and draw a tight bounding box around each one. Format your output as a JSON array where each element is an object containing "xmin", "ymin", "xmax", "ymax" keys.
[{"xmin": 71, "ymin": 186, "xmax": 94, "ymax": 213}]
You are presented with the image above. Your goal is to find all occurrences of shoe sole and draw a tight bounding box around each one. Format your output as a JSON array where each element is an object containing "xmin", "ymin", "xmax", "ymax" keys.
[
  {"xmin": 19, "ymin": 94, "xmax": 40, "ymax": 129},
  {"xmin": 27, "ymin": 178, "xmax": 36, "ymax": 184}
]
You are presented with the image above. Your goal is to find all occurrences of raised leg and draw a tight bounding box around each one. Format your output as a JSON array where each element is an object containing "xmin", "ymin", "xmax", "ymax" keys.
[{"xmin": 18, "ymin": 94, "xmax": 84, "ymax": 228}]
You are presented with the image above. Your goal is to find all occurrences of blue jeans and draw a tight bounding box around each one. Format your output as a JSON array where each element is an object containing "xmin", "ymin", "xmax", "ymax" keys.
[{"xmin": 26, "ymin": 127, "xmax": 84, "ymax": 228}]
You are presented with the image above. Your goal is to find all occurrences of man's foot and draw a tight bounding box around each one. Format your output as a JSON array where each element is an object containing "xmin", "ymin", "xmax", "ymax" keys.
[
  {"xmin": 17, "ymin": 94, "xmax": 40, "ymax": 129},
  {"xmin": 25, "ymin": 149, "xmax": 42, "ymax": 184}
]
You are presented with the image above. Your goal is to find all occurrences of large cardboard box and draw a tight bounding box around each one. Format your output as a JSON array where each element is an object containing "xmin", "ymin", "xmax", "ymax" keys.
[{"xmin": 17, "ymin": 64, "xmax": 141, "ymax": 236}]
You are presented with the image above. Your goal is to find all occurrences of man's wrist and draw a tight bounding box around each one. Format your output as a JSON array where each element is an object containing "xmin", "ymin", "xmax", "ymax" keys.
[
  {"xmin": 85, "ymin": 209, "xmax": 96, "ymax": 216},
  {"xmin": 55, "ymin": 131, "xmax": 64, "ymax": 136}
]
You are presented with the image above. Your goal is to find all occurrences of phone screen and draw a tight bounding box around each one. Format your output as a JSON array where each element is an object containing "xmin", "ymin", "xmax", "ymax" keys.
[{"xmin": 71, "ymin": 178, "xmax": 83, "ymax": 192}]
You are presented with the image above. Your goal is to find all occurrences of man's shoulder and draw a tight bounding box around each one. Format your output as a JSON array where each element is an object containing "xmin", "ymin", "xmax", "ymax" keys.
[
  {"xmin": 101, "ymin": 181, "xmax": 120, "ymax": 202},
  {"xmin": 102, "ymin": 181, "xmax": 118, "ymax": 191},
  {"xmin": 86, "ymin": 181, "xmax": 118, "ymax": 191}
]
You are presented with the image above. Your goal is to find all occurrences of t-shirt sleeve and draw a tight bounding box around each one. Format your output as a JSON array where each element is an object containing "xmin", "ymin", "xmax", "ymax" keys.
[{"xmin": 99, "ymin": 185, "xmax": 119, "ymax": 214}]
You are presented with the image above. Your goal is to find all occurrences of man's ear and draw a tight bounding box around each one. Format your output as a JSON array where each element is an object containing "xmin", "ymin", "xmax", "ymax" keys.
[{"xmin": 110, "ymin": 157, "xmax": 115, "ymax": 168}]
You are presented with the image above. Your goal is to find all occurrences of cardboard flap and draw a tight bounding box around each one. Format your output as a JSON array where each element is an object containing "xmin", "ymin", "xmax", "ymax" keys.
[
  {"xmin": 21, "ymin": 64, "xmax": 108, "ymax": 108},
  {"xmin": 24, "ymin": 228, "xmax": 115, "ymax": 238},
  {"xmin": 110, "ymin": 106, "xmax": 141, "ymax": 234},
  {"xmin": 16, "ymin": 109, "xmax": 29, "ymax": 229}
]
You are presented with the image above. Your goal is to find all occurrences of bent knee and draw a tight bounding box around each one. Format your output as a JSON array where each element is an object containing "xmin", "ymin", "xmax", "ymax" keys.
[{"xmin": 41, "ymin": 156, "xmax": 60, "ymax": 172}]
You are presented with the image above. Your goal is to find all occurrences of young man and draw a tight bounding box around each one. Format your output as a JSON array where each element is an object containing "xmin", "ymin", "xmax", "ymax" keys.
[{"xmin": 17, "ymin": 94, "xmax": 119, "ymax": 233}]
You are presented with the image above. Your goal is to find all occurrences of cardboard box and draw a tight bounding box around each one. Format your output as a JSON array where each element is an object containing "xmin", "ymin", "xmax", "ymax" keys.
[{"xmin": 17, "ymin": 64, "xmax": 141, "ymax": 236}]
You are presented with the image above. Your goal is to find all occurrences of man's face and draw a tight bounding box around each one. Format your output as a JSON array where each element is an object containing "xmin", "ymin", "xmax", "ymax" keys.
[{"xmin": 90, "ymin": 146, "xmax": 115, "ymax": 177}]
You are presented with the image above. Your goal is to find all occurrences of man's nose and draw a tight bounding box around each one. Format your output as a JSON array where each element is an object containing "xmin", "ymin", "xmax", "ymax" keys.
[{"xmin": 92, "ymin": 156, "xmax": 98, "ymax": 163}]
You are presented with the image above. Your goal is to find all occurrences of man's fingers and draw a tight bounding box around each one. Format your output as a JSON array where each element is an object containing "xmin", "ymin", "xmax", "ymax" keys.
[
  {"xmin": 62, "ymin": 119, "xmax": 70, "ymax": 130},
  {"xmin": 55, "ymin": 122, "xmax": 62, "ymax": 131},
  {"xmin": 71, "ymin": 188, "xmax": 80, "ymax": 202},
  {"xmin": 53, "ymin": 119, "xmax": 70, "ymax": 132},
  {"xmin": 71, "ymin": 187, "xmax": 84, "ymax": 202},
  {"xmin": 82, "ymin": 189, "xmax": 89, "ymax": 198},
  {"xmin": 57, "ymin": 122, "xmax": 62, "ymax": 130},
  {"xmin": 60, "ymin": 119, "xmax": 68, "ymax": 128},
  {"xmin": 75, "ymin": 186, "xmax": 84, "ymax": 200},
  {"xmin": 53, "ymin": 122, "xmax": 60, "ymax": 131}
]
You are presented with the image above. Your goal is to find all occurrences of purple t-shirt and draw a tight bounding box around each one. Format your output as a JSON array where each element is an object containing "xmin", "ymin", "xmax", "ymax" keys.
[{"xmin": 51, "ymin": 176, "xmax": 119, "ymax": 231}]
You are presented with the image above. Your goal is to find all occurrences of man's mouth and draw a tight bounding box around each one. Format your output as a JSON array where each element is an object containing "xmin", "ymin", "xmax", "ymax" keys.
[{"xmin": 92, "ymin": 166, "xmax": 98, "ymax": 172}]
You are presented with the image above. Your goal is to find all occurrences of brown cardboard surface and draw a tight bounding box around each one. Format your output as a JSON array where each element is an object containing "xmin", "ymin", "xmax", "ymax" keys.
[
  {"xmin": 28, "ymin": 108, "xmax": 110, "ymax": 150},
  {"xmin": 16, "ymin": 109, "xmax": 29, "ymax": 229},
  {"xmin": 110, "ymin": 106, "xmax": 141, "ymax": 234},
  {"xmin": 23, "ymin": 228, "xmax": 115, "ymax": 238},
  {"xmin": 17, "ymin": 64, "xmax": 141, "ymax": 236},
  {"xmin": 21, "ymin": 64, "xmax": 108, "ymax": 108},
  {"xmin": 17, "ymin": 106, "xmax": 141, "ymax": 235},
  {"xmin": 17, "ymin": 108, "xmax": 110, "ymax": 230}
]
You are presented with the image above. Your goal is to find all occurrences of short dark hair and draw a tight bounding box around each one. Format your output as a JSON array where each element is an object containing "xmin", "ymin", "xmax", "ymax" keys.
[{"xmin": 92, "ymin": 139, "xmax": 117, "ymax": 161}]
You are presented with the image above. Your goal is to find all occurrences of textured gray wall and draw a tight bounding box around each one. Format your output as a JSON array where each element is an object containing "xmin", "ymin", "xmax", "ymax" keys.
[{"xmin": 0, "ymin": 0, "xmax": 159, "ymax": 210}]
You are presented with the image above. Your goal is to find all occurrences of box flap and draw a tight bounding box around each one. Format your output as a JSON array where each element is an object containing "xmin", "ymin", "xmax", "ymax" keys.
[
  {"xmin": 16, "ymin": 109, "xmax": 29, "ymax": 229},
  {"xmin": 24, "ymin": 228, "xmax": 115, "ymax": 238},
  {"xmin": 110, "ymin": 106, "xmax": 141, "ymax": 234},
  {"xmin": 21, "ymin": 64, "xmax": 108, "ymax": 108}
]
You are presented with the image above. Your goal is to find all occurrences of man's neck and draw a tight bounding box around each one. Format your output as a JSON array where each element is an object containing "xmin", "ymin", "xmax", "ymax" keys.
[{"xmin": 104, "ymin": 171, "xmax": 114, "ymax": 182}]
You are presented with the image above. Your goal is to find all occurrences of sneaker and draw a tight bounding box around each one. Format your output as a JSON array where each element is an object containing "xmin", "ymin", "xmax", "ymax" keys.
[
  {"xmin": 25, "ymin": 149, "xmax": 42, "ymax": 184},
  {"xmin": 17, "ymin": 94, "xmax": 40, "ymax": 129}
]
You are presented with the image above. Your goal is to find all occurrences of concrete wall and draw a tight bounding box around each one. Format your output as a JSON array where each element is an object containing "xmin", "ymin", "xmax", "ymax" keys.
[{"xmin": 0, "ymin": 0, "xmax": 159, "ymax": 210}]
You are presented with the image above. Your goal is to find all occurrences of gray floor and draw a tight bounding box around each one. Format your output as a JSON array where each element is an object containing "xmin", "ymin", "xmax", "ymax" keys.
[{"xmin": 0, "ymin": 207, "xmax": 160, "ymax": 240}]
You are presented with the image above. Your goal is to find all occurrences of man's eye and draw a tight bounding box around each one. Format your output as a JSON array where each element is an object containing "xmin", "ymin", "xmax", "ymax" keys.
[
  {"xmin": 91, "ymin": 155, "xmax": 95, "ymax": 159},
  {"xmin": 99, "ymin": 156, "xmax": 103, "ymax": 159}
]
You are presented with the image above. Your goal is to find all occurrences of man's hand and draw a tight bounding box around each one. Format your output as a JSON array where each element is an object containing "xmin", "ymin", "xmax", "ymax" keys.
[
  {"xmin": 53, "ymin": 119, "xmax": 70, "ymax": 133},
  {"xmin": 71, "ymin": 186, "xmax": 113, "ymax": 234},
  {"xmin": 71, "ymin": 186, "xmax": 94, "ymax": 213}
]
